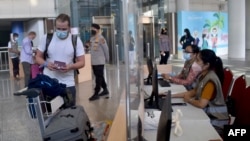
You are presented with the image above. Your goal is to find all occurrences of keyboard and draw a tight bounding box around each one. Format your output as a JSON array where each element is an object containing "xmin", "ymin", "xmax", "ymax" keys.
[{"xmin": 158, "ymin": 79, "xmax": 171, "ymax": 87}]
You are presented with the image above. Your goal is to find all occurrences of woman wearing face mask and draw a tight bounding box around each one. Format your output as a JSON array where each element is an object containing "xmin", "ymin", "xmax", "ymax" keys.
[
  {"xmin": 159, "ymin": 27, "xmax": 171, "ymax": 64},
  {"xmin": 179, "ymin": 28, "xmax": 195, "ymax": 50},
  {"xmin": 173, "ymin": 49, "xmax": 228, "ymax": 136},
  {"xmin": 162, "ymin": 45, "xmax": 201, "ymax": 90}
]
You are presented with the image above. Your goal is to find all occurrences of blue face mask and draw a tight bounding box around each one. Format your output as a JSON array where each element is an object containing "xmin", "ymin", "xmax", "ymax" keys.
[
  {"xmin": 56, "ymin": 30, "xmax": 68, "ymax": 39},
  {"xmin": 183, "ymin": 53, "xmax": 191, "ymax": 60}
]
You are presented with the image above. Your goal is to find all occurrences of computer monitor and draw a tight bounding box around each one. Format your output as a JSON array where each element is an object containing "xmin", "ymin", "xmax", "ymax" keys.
[
  {"xmin": 156, "ymin": 91, "xmax": 172, "ymax": 141},
  {"xmin": 144, "ymin": 58, "xmax": 153, "ymax": 85},
  {"xmin": 131, "ymin": 117, "xmax": 148, "ymax": 141},
  {"xmin": 145, "ymin": 63, "xmax": 160, "ymax": 110},
  {"xmin": 131, "ymin": 85, "xmax": 147, "ymax": 141}
]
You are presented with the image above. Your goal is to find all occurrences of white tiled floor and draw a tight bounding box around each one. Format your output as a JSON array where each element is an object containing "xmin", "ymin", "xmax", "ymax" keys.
[{"xmin": 0, "ymin": 56, "xmax": 250, "ymax": 141}]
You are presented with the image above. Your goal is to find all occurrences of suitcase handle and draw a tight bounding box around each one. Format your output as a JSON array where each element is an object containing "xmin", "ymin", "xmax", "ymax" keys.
[
  {"xmin": 85, "ymin": 130, "xmax": 95, "ymax": 141},
  {"xmin": 86, "ymin": 121, "xmax": 93, "ymax": 131},
  {"xmin": 60, "ymin": 114, "xmax": 74, "ymax": 118},
  {"xmin": 70, "ymin": 127, "xmax": 79, "ymax": 133},
  {"xmin": 43, "ymin": 137, "xmax": 51, "ymax": 141}
]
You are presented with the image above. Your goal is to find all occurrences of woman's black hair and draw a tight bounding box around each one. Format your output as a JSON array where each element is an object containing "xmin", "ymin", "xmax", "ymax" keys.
[
  {"xmin": 199, "ymin": 49, "xmax": 224, "ymax": 85},
  {"xmin": 161, "ymin": 28, "xmax": 167, "ymax": 35},
  {"xmin": 184, "ymin": 28, "xmax": 191, "ymax": 37},
  {"xmin": 190, "ymin": 44, "xmax": 200, "ymax": 54}
]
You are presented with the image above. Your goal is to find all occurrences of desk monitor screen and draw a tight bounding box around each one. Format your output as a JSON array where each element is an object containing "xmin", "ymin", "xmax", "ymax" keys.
[
  {"xmin": 131, "ymin": 89, "xmax": 147, "ymax": 141},
  {"xmin": 156, "ymin": 91, "xmax": 172, "ymax": 141},
  {"xmin": 144, "ymin": 58, "xmax": 153, "ymax": 85},
  {"xmin": 145, "ymin": 63, "xmax": 160, "ymax": 109}
]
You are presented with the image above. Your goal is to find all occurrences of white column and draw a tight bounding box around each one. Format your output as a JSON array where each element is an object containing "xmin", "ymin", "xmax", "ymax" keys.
[
  {"xmin": 246, "ymin": 0, "xmax": 250, "ymax": 50},
  {"xmin": 228, "ymin": 0, "xmax": 245, "ymax": 59},
  {"xmin": 176, "ymin": 0, "xmax": 189, "ymax": 11},
  {"xmin": 176, "ymin": 0, "xmax": 189, "ymax": 59}
]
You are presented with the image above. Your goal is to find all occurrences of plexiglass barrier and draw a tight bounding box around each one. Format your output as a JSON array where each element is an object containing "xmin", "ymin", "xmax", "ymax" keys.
[{"xmin": 66, "ymin": 0, "xmax": 169, "ymax": 140}]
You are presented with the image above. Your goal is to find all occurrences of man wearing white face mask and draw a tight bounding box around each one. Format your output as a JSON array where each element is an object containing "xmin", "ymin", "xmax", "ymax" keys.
[
  {"xmin": 162, "ymin": 45, "xmax": 201, "ymax": 90},
  {"xmin": 36, "ymin": 13, "xmax": 85, "ymax": 106},
  {"xmin": 8, "ymin": 33, "xmax": 20, "ymax": 80}
]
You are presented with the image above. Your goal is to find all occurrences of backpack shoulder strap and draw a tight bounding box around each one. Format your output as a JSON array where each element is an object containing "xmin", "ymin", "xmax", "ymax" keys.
[
  {"xmin": 71, "ymin": 35, "xmax": 79, "ymax": 74},
  {"xmin": 44, "ymin": 33, "xmax": 53, "ymax": 60},
  {"xmin": 71, "ymin": 35, "xmax": 77, "ymax": 62}
]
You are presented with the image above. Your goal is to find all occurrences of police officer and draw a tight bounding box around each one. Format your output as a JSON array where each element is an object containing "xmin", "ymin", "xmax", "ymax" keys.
[{"xmin": 89, "ymin": 23, "xmax": 110, "ymax": 101}]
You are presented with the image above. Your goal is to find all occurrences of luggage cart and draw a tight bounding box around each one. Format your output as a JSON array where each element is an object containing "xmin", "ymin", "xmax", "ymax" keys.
[
  {"xmin": 25, "ymin": 88, "xmax": 64, "ymax": 137},
  {"xmin": 23, "ymin": 88, "xmax": 94, "ymax": 141}
]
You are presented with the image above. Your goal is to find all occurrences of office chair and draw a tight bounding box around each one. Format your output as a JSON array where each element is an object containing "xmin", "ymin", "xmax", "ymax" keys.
[
  {"xmin": 222, "ymin": 67, "xmax": 234, "ymax": 100},
  {"xmin": 226, "ymin": 75, "xmax": 247, "ymax": 125}
]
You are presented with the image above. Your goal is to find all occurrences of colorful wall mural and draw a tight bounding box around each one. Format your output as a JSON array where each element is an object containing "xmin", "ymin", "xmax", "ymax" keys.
[{"xmin": 177, "ymin": 11, "xmax": 228, "ymax": 56}]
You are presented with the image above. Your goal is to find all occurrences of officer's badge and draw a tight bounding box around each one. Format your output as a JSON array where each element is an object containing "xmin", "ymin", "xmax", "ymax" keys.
[
  {"xmin": 93, "ymin": 38, "xmax": 99, "ymax": 50},
  {"xmin": 101, "ymin": 38, "xmax": 106, "ymax": 44}
]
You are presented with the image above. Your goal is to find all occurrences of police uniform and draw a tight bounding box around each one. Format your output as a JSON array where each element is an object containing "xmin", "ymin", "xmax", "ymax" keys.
[{"xmin": 89, "ymin": 33, "xmax": 109, "ymax": 100}]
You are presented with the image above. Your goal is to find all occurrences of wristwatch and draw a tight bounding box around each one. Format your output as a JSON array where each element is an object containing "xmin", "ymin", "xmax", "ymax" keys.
[
  {"xmin": 39, "ymin": 61, "xmax": 48, "ymax": 68},
  {"xmin": 189, "ymin": 98, "xmax": 194, "ymax": 103}
]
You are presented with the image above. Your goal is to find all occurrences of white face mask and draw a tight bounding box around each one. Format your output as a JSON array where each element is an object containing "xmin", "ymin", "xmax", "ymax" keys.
[
  {"xmin": 183, "ymin": 53, "xmax": 191, "ymax": 60},
  {"xmin": 192, "ymin": 61, "xmax": 202, "ymax": 72},
  {"xmin": 56, "ymin": 30, "xmax": 69, "ymax": 39}
]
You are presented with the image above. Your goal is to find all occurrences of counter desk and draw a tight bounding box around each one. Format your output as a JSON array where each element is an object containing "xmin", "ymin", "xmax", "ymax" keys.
[
  {"xmin": 75, "ymin": 53, "xmax": 92, "ymax": 83},
  {"xmin": 107, "ymin": 82, "xmax": 222, "ymax": 141}
]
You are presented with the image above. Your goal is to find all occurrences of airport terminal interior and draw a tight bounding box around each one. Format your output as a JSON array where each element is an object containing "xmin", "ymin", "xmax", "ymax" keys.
[
  {"xmin": 1, "ymin": 56, "xmax": 250, "ymax": 141},
  {"xmin": 1, "ymin": 0, "xmax": 250, "ymax": 140}
]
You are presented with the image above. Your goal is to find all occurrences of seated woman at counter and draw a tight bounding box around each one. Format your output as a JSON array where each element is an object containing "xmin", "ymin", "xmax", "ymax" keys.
[
  {"xmin": 162, "ymin": 45, "xmax": 201, "ymax": 90},
  {"xmin": 172, "ymin": 49, "xmax": 229, "ymax": 136}
]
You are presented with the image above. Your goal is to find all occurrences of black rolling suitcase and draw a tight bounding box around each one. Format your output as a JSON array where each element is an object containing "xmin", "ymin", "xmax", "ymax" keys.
[{"xmin": 22, "ymin": 88, "xmax": 94, "ymax": 141}]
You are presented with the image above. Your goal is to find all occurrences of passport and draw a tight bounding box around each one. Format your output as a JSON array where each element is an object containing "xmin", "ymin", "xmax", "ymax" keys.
[{"xmin": 54, "ymin": 61, "xmax": 66, "ymax": 70}]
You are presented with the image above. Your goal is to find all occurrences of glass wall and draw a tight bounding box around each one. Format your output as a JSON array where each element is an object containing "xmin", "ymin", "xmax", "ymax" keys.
[
  {"xmin": 141, "ymin": 0, "xmax": 169, "ymax": 60},
  {"xmin": 120, "ymin": 0, "xmax": 144, "ymax": 139},
  {"xmin": 69, "ymin": 0, "xmax": 123, "ymax": 64},
  {"xmin": 68, "ymin": 0, "xmax": 145, "ymax": 139},
  {"xmin": 59, "ymin": 0, "xmax": 170, "ymax": 140},
  {"xmin": 67, "ymin": 0, "xmax": 170, "ymax": 62}
]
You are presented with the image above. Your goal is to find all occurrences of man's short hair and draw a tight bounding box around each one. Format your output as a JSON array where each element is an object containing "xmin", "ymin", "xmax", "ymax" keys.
[
  {"xmin": 55, "ymin": 13, "xmax": 71, "ymax": 27},
  {"xmin": 28, "ymin": 31, "xmax": 36, "ymax": 35},
  {"xmin": 13, "ymin": 33, "xmax": 19, "ymax": 37},
  {"xmin": 91, "ymin": 23, "xmax": 100, "ymax": 30}
]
